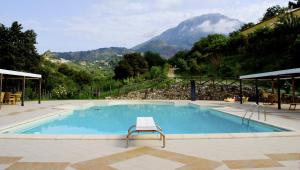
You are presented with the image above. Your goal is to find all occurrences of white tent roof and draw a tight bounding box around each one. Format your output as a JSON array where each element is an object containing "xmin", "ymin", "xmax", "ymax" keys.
[
  {"xmin": 240, "ymin": 68, "xmax": 300, "ymax": 79},
  {"xmin": 0, "ymin": 69, "xmax": 41, "ymax": 78}
]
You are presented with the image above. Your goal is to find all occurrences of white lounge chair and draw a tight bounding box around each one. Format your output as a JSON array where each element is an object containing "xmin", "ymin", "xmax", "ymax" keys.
[{"xmin": 127, "ymin": 117, "xmax": 165, "ymax": 148}]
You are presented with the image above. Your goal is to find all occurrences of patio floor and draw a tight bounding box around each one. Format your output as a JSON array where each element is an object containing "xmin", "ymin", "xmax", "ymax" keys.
[{"xmin": 0, "ymin": 100, "xmax": 299, "ymax": 170}]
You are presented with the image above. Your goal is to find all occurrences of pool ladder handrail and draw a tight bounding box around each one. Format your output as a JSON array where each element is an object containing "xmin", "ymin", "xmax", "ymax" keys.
[{"xmin": 242, "ymin": 104, "xmax": 267, "ymax": 125}]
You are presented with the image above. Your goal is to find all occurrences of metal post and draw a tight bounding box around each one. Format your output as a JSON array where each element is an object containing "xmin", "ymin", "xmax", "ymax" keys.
[
  {"xmin": 271, "ymin": 79, "xmax": 274, "ymax": 94},
  {"xmin": 239, "ymin": 79, "xmax": 243, "ymax": 104},
  {"xmin": 0, "ymin": 74, "xmax": 2, "ymax": 109},
  {"xmin": 255, "ymin": 79, "xmax": 259, "ymax": 105},
  {"xmin": 22, "ymin": 76, "xmax": 25, "ymax": 106},
  {"xmin": 292, "ymin": 77, "xmax": 295, "ymax": 103},
  {"xmin": 191, "ymin": 80, "xmax": 196, "ymax": 101},
  {"xmin": 277, "ymin": 76, "xmax": 281, "ymax": 110},
  {"xmin": 38, "ymin": 78, "xmax": 41, "ymax": 104}
]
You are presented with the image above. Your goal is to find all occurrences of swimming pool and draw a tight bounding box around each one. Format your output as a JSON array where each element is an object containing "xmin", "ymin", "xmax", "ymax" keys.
[{"xmin": 10, "ymin": 103, "xmax": 287, "ymax": 134}]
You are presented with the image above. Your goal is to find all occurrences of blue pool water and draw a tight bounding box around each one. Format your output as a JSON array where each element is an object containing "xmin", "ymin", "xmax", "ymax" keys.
[{"xmin": 14, "ymin": 103, "xmax": 287, "ymax": 134}]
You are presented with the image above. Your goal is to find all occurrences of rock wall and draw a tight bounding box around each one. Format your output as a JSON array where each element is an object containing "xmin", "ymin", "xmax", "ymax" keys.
[{"xmin": 113, "ymin": 82, "xmax": 257, "ymax": 101}]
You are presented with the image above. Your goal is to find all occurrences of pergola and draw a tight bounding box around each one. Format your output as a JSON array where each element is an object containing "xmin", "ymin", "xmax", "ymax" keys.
[
  {"xmin": 239, "ymin": 68, "xmax": 300, "ymax": 109},
  {"xmin": 0, "ymin": 69, "xmax": 42, "ymax": 109}
]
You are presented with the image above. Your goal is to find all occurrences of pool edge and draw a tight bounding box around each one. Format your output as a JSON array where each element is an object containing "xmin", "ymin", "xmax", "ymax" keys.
[{"xmin": 0, "ymin": 100, "xmax": 299, "ymax": 140}]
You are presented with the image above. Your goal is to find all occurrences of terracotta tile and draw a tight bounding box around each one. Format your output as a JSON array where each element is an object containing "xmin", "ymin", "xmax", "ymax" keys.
[
  {"xmin": 72, "ymin": 163, "xmax": 116, "ymax": 170},
  {"xmin": 176, "ymin": 159, "xmax": 222, "ymax": 170},
  {"xmin": 223, "ymin": 159, "xmax": 283, "ymax": 169},
  {"xmin": 72, "ymin": 146, "xmax": 222, "ymax": 170},
  {"xmin": 7, "ymin": 112, "xmax": 22, "ymax": 116},
  {"xmin": 6, "ymin": 162, "xmax": 69, "ymax": 170},
  {"xmin": 0, "ymin": 156, "xmax": 22, "ymax": 164},
  {"xmin": 266, "ymin": 153, "xmax": 300, "ymax": 161},
  {"xmin": 71, "ymin": 148, "xmax": 147, "ymax": 169}
]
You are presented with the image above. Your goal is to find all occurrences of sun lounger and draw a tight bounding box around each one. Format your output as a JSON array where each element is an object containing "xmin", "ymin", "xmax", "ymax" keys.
[
  {"xmin": 127, "ymin": 117, "xmax": 165, "ymax": 148},
  {"xmin": 224, "ymin": 97, "xmax": 235, "ymax": 102}
]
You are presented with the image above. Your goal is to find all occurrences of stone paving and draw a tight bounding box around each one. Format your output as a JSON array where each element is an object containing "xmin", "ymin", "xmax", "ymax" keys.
[{"xmin": 0, "ymin": 100, "xmax": 299, "ymax": 170}]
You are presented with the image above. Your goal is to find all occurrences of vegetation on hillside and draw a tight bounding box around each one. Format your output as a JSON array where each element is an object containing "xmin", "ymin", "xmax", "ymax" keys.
[
  {"xmin": 1, "ymin": 0, "xmax": 299, "ymax": 100},
  {"xmin": 169, "ymin": 13, "xmax": 300, "ymax": 77},
  {"xmin": 0, "ymin": 22, "xmax": 168, "ymax": 99}
]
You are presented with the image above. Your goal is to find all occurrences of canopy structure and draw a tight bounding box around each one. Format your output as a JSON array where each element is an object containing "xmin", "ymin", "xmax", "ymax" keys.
[
  {"xmin": 0, "ymin": 69, "xmax": 42, "ymax": 109},
  {"xmin": 239, "ymin": 68, "xmax": 300, "ymax": 109}
]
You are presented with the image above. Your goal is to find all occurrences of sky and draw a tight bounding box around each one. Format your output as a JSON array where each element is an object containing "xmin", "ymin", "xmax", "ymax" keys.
[{"xmin": 0, "ymin": 0, "xmax": 287, "ymax": 53}]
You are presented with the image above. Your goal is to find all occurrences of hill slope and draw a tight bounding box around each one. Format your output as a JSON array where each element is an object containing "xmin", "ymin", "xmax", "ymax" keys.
[{"xmin": 54, "ymin": 47, "xmax": 135, "ymax": 67}]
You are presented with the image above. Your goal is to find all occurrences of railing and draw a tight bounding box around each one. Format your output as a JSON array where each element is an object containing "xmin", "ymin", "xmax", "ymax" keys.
[{"xmin": 242, "ymin": 104, "xmax": 267, "ymax": 125}]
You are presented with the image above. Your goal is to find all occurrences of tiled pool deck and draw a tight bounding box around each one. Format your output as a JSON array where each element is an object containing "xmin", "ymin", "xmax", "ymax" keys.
[{"xmin": 0, "ymin": 100, "xmax": 300, "ymax": 170}]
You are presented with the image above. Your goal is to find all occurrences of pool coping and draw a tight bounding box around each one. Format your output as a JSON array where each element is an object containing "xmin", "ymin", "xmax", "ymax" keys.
[{"xmin": 0, "ymin": 100, "xmax": 299, "ymax": 140}]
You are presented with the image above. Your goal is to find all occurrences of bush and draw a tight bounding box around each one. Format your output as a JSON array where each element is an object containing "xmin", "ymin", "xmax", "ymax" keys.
[
  {"xmin": 150, "ymin": 66, "xmax": 162, "ymax": 79},
  {"xmin": 52, "ymin": 85, "xmax": 68, "ymax": 99}
]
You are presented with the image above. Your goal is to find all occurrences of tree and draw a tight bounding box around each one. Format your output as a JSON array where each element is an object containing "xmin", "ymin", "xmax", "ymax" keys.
[
  {"xmin": 261, "ymin": 5, "xmax": 285, "ymax": 21},
  {"xmin": 114, "ymin": 53, "xmax": 148, "ymax": 80},
  {"xmin": 73, "ymin": 70, "xmax": 92, "ymax": 87},
  {"xmin": 288, "ymin": 34, "xmax": 300, "ymax": 68},
  {"xmin": 275, "ymin": 13, "xmax": 300, "ymax": 34},
  {"xmin": 0, "ymin": 22, "xmax": 40, "ymax": 72},
  {"xmin": 239, "ymin": 22, "xmax": 255, "ymax": 31},
  {"xmin": 144, "ymin": 51, "xmax": 165, "ymax": 68},
  {"xmin": 288, "ymin": 0, "xmax": 300, "ymax": 9},
  {"xmin": 168, "ymin": 50, "xmax": 188, "ymax": 67},
  {"xmin": 114, "ymin": 60, "xmax": 134, "ymax": 80}
]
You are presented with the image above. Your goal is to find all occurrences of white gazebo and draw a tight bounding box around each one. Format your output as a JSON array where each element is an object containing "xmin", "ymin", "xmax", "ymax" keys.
[{"xmin": 0, "ymin": 69, "xmax": 42, "ymax": 109}]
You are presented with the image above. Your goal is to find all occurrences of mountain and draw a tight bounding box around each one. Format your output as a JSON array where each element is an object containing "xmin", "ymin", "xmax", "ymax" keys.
[
  {"xmin": 54, "ymin": 13, "xmax": 243, "ymax": 62},
  {"xmin": 54, "ymin": 47, "xmax": 135, "ymax": 67},
  {"xmin": 133, "ymin": 13, "xmax": 243, "ymax": 58}
]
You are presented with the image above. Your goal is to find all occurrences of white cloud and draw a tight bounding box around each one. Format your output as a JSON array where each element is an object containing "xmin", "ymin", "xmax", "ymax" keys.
[{"xmin": 197, "ymin": 19, "xmax": 242, "ymax": 34}]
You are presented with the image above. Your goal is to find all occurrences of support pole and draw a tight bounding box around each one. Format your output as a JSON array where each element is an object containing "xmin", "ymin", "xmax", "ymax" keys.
[
  {"xmin": 38, "ymin": 78, "xmax": 41, "ymax": 104},
  {"xmin": 0, "ymin": 74, "xmax": 2, "ymax": 109},
  {"xmin": 292, "ymin": 77, "xmax": 295, "ymax": 103},
  {"xmin": 239, "ymin": 79, "xmax": 243, "ymax": 104},
  {"xmin": 191, "ymin": 80, "xmax": 196, "ymax": 101},
  {"xmin": 277, "ymin": 76, "xmax": 281, "ymax": 110},
  {"xmin": 255, "ymin": 79, "xmax": 259, "ymax": 105},
  {"xmin": 22, "ymin": 76, "xmax": 25, "ymax": 106},
  {"xmin": 271, "ymin": 79, "xmax": 275, "ymax": 94}
]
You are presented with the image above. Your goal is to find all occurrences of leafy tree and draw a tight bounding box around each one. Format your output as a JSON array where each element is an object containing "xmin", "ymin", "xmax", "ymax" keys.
[
  {"xmin": 288, "ymin": 34, "xmax": 300, "ymax": 68},
  {"xmin": 114, "ymin": 60, "xmax": 134, "ymax": 80},
  {"xmin": 168, "ymin": 50, "xmax": 188, "ymax": 67},
  {"xmin": 177, "ymin": 58, "xmax": 189, "ymax": 72},
  {"xmin": 58, "ymin": 64, "xmax": 73, "ymax": 76},
  {"xmin": 239, "ymin": 22, "xmax": 255, "ymax": 31},
  {"xmin": 261, "ymin": 5, "xmax": 285, "ymax": 21},
  {"xmin": 192, "ymin": 34, "xmax": 228, "ymax": 75},
  {"xmin": 0, "ymin": 22, "xmax": 40, "ymax": 72},
  {"xmin": 188, "ymin": 59, "xmax": 201, "ymax": 75},
  {"xmin": 144, "ymin": 51, "xmax": 165, "ymax": 68},
  {"xmin": 275, "ymin": 13, "xmax": 300, "ymax": 34},
  {"xmin": 73, "ymin": 70, "xmax": 92, "ymax": 87},
  {"xmin": 288, "ymin": 0, "xmax": 300, "ymax": 9},
  {"xmin": 114, "ymin": 53, "xmax": 148, "ymax": 79}
]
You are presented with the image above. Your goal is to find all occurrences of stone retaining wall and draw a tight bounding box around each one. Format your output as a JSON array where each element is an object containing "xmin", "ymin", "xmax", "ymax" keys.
[{"xmin": 113, "ymin": 83, "xmax": 257, "ymax": 101}]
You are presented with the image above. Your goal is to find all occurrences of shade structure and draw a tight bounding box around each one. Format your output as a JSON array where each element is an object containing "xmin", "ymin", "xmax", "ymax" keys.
[
  {"xmin": 240, "ymin": 68, "xmax": 300, "ymax": 80},
  {"xmin": 0, "ymin": 69, "xmax": 41, "ymax": 79},
  {"xmin": 0, "ymin": 69, "xmax": 42, "ymax": 109},
  {"xmin": 239, "ymin": 68, "xmax": 300, "ymax": 109}
]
